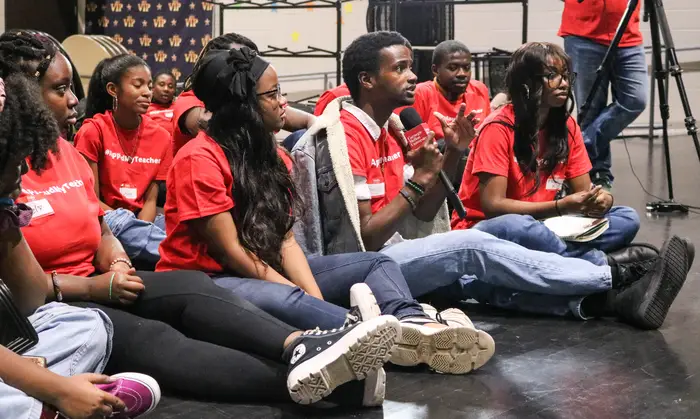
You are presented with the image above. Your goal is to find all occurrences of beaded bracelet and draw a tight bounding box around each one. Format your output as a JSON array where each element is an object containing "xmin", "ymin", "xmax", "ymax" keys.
[
  {"xmin": 399, "ymin": 189, "xmax": 417, "ymax": 211},
  {"xmin": 405, "ymin": 179, "xmax": 426, "ymax": 197},
  {"xmin": 109, "ymin": 257, "xmax": 133, "ymax": 270}
]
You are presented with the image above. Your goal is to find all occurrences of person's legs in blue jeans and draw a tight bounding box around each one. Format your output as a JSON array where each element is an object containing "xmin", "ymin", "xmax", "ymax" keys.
[
  {"xmin": 307, "ymin": 252, "xmax": 425, "ymax": 321},
  {"xmin": 472, "ymin": 207, "xmax": 640, "ymax": 266},
  {"xmin": 213, "ymin": 275, "xmax": 348, "ymax": 330},
  {"xmin": 381, "ymin": 229, "xmax": 614, "ymax": 301},
  {"xmin": 565, "ymin": 36, "xmax": 648, "ymax": 182},
  {"xmin": 0, "ymin": 302, "xmax": 113, "ymax": 419},
  {"xmin": 105, "ymin": 208, "xmax": 166, "ymax": 265}
]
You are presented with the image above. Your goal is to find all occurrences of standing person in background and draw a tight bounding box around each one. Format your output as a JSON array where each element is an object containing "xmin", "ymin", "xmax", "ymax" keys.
[
  {"xmin": 559, "ymin": 0, "xmax": 648, "ymax": 190},
  {"xmin": 147, "ymin": 70, "xmax": 177, "ymax": 206},
  {"xmin": 74, "ymin": 55, "xmax": 168, "ymax": 267}
]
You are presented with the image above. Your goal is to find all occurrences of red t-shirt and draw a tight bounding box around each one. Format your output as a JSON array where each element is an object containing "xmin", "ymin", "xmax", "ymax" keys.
[
  {"xmin": 18, "ymin": 138, "xmax": 103, "ymax": 277},
  {"xmin": 314, "ymin": 84, "xmax": 351, "ymax": 116},
  {"xmin": 74, "ymin": 111, "xmax": 170, "ymax": 213},
  {"xmin": 147, "ymin": 102, "xmax": 175, "ymax": 181},
  {"xmin": 558, "ymin": 0, "xmax": 642, "ymax": 47},
  {"xmin": 411, "ymin": 80, "xmax": 491, "ymax": 140},
  {"xmin": 451, "ymin": 104, "xmax": 592, "ymax": 230},
  {"xmin": 156, "ymin": 132, "xmax": 293, "ymax": 273},
  {"xmin": 171, "ymin": 90, "xmax": 205, "ymax": 156},
  {"xmin": 342, "ymin": 104, "xmax": 406, "ymax": 214}
]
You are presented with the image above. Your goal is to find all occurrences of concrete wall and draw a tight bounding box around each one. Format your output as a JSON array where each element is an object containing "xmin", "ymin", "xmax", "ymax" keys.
[{"xmin": 221, "ymin": 0, "xmax": 700, "ymax": 126}]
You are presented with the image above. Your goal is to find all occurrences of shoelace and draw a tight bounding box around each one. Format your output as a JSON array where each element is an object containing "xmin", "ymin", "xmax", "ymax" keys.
[
  {"xmin": 619, "ymin": 258, "xmax": 658, "ymax": 288},
  {"xmin": 301, "ymin": 310, "xmax": 361, "ymax": 337}
]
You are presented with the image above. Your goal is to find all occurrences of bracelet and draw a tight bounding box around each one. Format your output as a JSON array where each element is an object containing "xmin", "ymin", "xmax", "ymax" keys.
[
  {"xmin": 555, "ymin": 199, "xmax": 562, "ymax": 216},
  {"xmin": 399, "ymin": 189, "xmax": 417, "ymax": 211},
  {"xmin": 405, "ymin": 179, "xmax": 426, "ymax": 197},
  {"xmin": 50, "ymin": 271, "xmax": 63, "ymax": 302},
  {"xmin": 108, "ymin": 272, "xmax": 116, "ymax": 301},
  {"xmin": 109, "ymin": 257, "xmax": 132, "ymax": 270}
]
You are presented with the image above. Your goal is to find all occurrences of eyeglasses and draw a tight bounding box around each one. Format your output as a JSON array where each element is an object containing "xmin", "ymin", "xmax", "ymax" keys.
[
  {"xmin": 539, "ymin": 72, "xmax": 577, "ymax": 88},
  {"xmin": 257, "ymin": 84, "xmax": 285, "ymax": 101}
]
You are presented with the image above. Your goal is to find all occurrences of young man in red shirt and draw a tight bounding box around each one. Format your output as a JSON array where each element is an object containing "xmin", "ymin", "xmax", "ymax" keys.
[
  {"xmin": 559, "ymin": 0, "xmax": 648, "ymax": 190},
  {"xmin": 313, "ymin": 31, "xmax": 690, "ymax": 330},
  {"xmin": 411, "ymin": 40, "xmax": 490, "ymax": 143}
]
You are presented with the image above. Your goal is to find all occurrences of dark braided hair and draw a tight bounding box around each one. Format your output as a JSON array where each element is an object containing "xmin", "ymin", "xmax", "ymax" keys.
[
  {"xmin": 183, "ymin": 32, "xmax": 258, "ymax": 92},
  {"xmin": 0, "ymin": 73, "xmax": 59, "ymax": 174},
  {"xmin": 0, "ymin": 30, "xmax": 57, "ymax": 81},
  {"xmin": 192, "ymin": 48, "xmax": 294, "ymax": 274},
  {"xmin": 85, "ymin": 54, "xmax": 149, "ymax": 119}
]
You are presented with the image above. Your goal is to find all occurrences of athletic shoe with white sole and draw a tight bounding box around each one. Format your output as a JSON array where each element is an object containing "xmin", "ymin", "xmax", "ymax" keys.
[
  {"xmin": 283, "ymin": 314, "xmax": 400, "ymax": 405},
  {"xmin": 97, "ymin": 372, "xmax": 161, "ymax": 417}
]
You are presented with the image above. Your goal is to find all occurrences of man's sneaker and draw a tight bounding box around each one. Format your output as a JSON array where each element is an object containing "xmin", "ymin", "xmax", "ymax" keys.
[
  {"xmin": 283, "ymin": 314, "xmax": 400, "ymax": 405},
  {"xmin": 614, "ymin": 236, "xmax": 694, "ymax": 329},
  {"xmin": 97, "ymin": 373, "xmax": 161, "ymax": 417}
]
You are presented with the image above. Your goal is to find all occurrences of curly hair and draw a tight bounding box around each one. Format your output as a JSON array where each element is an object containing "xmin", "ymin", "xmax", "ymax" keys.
[
  {"xmin": 183, "ymin": 32, "xmax": 258, "ymax": 92},
  {"xmin": 192, "ymin": 48, "xmax": 295, "ymax": 273},
  {"xmin": 0, "ymin": 73, "xmax": 59, "ymax": 174},
  {"xmin": 0, "ymin": 30, "xmax": 57, "ymax": 81},
  {"xmin": 505, "ymin": 42, "xmax": 574, "ymax": 196},
  {"xmin": 85, "ymin": 54, "xmax": 149, "ymax": 118},
  {"xmin": 342, "ymin": 31, "xmax": 411, "ymax": 101}
]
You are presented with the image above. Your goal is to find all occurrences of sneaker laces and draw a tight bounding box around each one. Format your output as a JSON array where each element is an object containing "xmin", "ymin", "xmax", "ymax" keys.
[{"xmin": 618, "ymin": 258, "xmax": 658, "ymax": 288}]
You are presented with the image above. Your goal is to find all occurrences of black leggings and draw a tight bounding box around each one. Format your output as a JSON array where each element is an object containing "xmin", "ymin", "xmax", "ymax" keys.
[{"xmin": 72, "ymin": 270, "xmax": 296, "ymax": 402}]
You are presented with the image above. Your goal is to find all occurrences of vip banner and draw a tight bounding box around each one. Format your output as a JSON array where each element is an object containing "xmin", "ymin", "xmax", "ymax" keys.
[{"xmin": 85, "ymin": 0, "xmax": 214, "ymax": 82}]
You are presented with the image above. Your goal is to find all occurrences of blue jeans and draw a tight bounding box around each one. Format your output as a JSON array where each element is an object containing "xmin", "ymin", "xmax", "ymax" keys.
[
  {"xmin": 379, "ymin": 229, "xmax": 615, "ymax": 319},
  {"xmin": 213, "ymin": 252, "xmax": 426, "ymax": 330},
  {"xmin": 472, "ymin": 206, "xmax": 640, "ymax": 266},
  {"xmin": 0, "ymin": 303, "xmax": 113, "ymax": 419},
  {"xmin": 564, "ymin": 36, "xmax": 648, "ymax": 181},
  {"xmin": 105, "ymin": 208, "xmax": 166, "ymax": 265}
]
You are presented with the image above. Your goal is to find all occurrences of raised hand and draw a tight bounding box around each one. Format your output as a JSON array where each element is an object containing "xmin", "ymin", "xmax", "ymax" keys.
[{"xmin": 435, "ymin": 104, "xmax": 481, "ymax": 152}]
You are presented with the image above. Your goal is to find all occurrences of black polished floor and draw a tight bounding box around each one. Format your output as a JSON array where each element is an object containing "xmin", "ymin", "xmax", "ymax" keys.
[{"xmin": 149, "ymin": 135, "xmax": 700, "ymax": 418}]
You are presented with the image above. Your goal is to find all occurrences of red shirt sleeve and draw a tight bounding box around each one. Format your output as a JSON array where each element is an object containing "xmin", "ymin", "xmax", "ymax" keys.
[
  {"xmin": 470, "ymin": 123, "xmax": 512, "ymax": 178},
  {"xmin": 171, "ymin": 151, "xmax": 234, "ymax": 222},
  {"xmin": 345, "ymin": 126, "xmax": 369, "ymax": 178},
  {"xmin": 411, "ymin": 84, "xmax": 432, "ymax": 123},
  {"xmin": 475, "ymin": 81, "xmax": 492, "ymax": 120},
  {"xmin": 565, "ymin": 119, "xmax": 593, "ymax": 179},
  {"xmin": 73, "ymin": 121, "xmax": 103, "ymax": 163},
  {"xmin": 314, "ymin": 90, "xmax": 337, "ymax": 116}
]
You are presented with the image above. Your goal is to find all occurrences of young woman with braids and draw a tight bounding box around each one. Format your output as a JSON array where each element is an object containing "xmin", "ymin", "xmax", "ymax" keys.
[
  {"xmin": 452, "ymin": 42, "xmax": 645, "ymax": 267},
  {"xmin": 1, "ymin": 29, "xmax": 401, "ymax": 406},
  {"xmin": 72, "ymin": 55, "xmax": 169, "ymax": 267},
  {"xmin": 157, "ymin": 46, "xmax": 495, "ymax": 375},
  {"xmin": 172, "ymin": 32, "xmax": 315, "ymax": 155}
]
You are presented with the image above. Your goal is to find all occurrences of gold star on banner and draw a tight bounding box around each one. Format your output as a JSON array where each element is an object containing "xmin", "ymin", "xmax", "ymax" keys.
[
  {"xmin": 157, "ymin": 38, "xmax": 163, "ymax": 45},
  {"xmin": 171, "ymin": 19, "xmax": 177, "ymax": 26},
  {"xmin": 189, "ymin": 2, "xmax": 195, "ymax": 9},
  {"xmin": 142, "ymin": 53, "xmax": 148, "ymax": 60},
  {"xmin": 205, "ymin": 18, "xmax": 210, "ymax": 26},
  {"xmin": 142, "ymin": 20, "xmax": 148, "ymax": 27},
  {"xmin": 291, "ymin": 31, "xmax": 300, "ymax": 42},
  {"xmin": 156, "ymin": 3, "xmax": 162, "ymax": 10},
  {"xmin": 172, "ymin": 54, "xmax": 178, "ymax": 62},
  {"xmin": 189, "ymin": 38, "xmax": 196, "ymax": 46},
  {"xmin": 344, "ymin": 3, "xmax": 353, "ymax": 13},
  {"xmin": 113, "ymin": 19, "xmax": 119, "ymax": 26},
  {"xmin": 126, "ymin": 4, "xmax": 132, "ymax": 11},
  {"xmin": 101, "ymin": 4, "xmax": 106, "ymax": 10},
  {"xmin": 127, "ymin": 38, "xmax": 134, "ymax": 45}
]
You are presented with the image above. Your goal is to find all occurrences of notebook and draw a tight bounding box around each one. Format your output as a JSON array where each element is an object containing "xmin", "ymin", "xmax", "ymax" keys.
[
  {"xmin": 0, "ymin": 278, "xmax": 39, "ymax": 354},
  {"xmin": 543, "ymin": 216, "xmax": 610, "ymax": 243}
]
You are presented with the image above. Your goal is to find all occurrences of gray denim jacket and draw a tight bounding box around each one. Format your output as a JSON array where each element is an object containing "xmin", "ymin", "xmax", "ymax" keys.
[{"xmin": 291, "ymin": 96, "xmax": 450, "ymax": 256}]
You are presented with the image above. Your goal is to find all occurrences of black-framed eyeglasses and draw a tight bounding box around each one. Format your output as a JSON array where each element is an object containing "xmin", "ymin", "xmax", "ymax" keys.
[
  {"xmin": 539, "ymin": 72, "xmax": 577, "ymax": 88},
  {"xmin": 257, "ymin": 84, "xmax": 285, "ymax": 100}
]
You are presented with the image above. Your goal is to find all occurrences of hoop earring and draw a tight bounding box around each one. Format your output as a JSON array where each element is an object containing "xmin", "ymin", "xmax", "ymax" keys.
[{"xmin": 522, "ymin": 84, "xmax": 530, "ymax": 99}]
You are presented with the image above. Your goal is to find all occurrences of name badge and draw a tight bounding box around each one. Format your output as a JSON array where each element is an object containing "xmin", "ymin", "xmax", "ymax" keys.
[
  {"xmin": 120, "ymin": 184, "xmax": 138, "ymax": 200},
  {"xmin": 25, "ymin": 198, "xmax": 55, "ymax": 219},
  {"xmin": 546, "ymin": 177, "xmax": 563, "ymax": 191}
]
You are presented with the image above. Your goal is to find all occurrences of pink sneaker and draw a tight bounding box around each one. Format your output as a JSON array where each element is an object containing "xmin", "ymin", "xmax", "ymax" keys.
[{"xmin": 96, "ymin": 372, "xmax": 161, "ymax": 417}]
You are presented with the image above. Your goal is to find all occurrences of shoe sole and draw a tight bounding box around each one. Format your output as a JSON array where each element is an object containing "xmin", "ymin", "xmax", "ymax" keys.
[
  {"xmin": 391, "ymin": 325, "xmax": 495, "ymax": 375},
  {"xmin": 362, "ymin": 368, "xmax": 386, "ymax": 407},
  {"xmin": 288, "ymin": 316, "xmax": 400, "ymax": 405},
  {"xmin": 110, "ymin": 372, "xmax": 161, "ymax": 416},
  {"xmin": 634, "ymin": 236, "xmax": 692, "ymax": 329}
]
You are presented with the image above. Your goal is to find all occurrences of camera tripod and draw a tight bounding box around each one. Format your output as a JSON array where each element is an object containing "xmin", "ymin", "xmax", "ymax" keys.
[{"xmin": 577, "ymin": 0, "xmax": 699, "ymax": 213}]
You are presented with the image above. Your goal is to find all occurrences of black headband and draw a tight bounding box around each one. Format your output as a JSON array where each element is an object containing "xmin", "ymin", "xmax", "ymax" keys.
[{"xmin": 194, "ymin": 47, "xmax": 270, "ymax": 111}]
